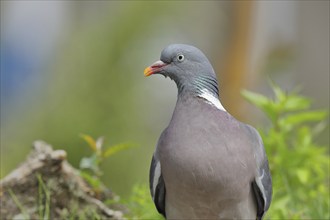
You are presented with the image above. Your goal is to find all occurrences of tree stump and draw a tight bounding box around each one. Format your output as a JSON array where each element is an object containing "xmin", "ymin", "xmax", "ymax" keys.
[{"xmin": 0, "ymin": 140, "xmax": 124, "ymax": 219}]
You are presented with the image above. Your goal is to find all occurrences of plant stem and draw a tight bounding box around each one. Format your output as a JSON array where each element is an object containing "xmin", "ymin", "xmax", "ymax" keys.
[{"xmin": 8, "ymin": 188, "xmax": 29, "ymax": 220}]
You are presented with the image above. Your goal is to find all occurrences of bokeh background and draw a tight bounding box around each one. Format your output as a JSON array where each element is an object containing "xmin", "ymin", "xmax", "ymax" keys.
[{"xmin": 1, "ymin": 0, "xmax": 329, "ymax": 202}]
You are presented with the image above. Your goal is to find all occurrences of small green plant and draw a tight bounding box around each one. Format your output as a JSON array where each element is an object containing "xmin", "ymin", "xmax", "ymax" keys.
[
  {"xmin": 79, "ymin": 134, "xmax": 135, "ymax": 191},
  {"xmin": 122, "ymin": 183, "xmax": 164, "ymax": 220},
  {"xmin": 8, "ymin": 189, "xmax": 30, "ymax": 220},
  {"xmin": 242, "ymin": 82, "xmax": 329, "ymax": 219},
  {"xmin": 37, "ymin": 173, "xmax": 51, "ymax": 220}
]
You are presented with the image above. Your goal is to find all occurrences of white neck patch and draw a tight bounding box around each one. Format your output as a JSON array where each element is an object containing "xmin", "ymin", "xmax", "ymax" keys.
[{"xmin": 198, "ymin": 89, "xmax": 227, "ymax": 112}]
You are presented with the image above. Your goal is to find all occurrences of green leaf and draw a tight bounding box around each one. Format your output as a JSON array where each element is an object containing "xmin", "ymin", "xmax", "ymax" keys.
[
  {"xmin": 272, "ymin": 195, "xmax": 290, "ymax": 210},
  {"xmin": 80, "ymin": 134, "xmax": 97, "ymax": 152},
  {"xmin": 272, "ymin": 82, "xmax": 287, "ymax": 103},
  {"xmin": 79, "ymin": 157, "xmax": 94, "ymax": 170},
  {"xmin": 281, "ymin": 111, "xmax": 327, "ymax": 126},
  {"xmin": 282, "ymin": 94, "xmax": 311, "ymax": 112},
  {"xmin": 79, "ymin": 154, "xmax": 101, "ymax": 175},
  {"xmin": 241, "ymin": 90, "xmax": 270, "ymax": 108},
  {"xmin": 102, "ymin": 142, "xmax": 135, "ymax": 158},
  {"xmin": 79, "ymin": 171, "xmax": 101, "ymax": 189},
  {"xmin": 241, "ymin": 90, "xmax": 277, "ymax": 121},
  {"xmin": 296, "ymin": 169, "xmax": 309, "ymax": 184},
  {"xmin": 297, "ymin": 126, "xmax": 312, "ymax": 147}
]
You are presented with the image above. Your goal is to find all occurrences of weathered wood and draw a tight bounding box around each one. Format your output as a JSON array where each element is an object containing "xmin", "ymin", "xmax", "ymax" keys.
[{"xmin": 0, "ymin": 140, "xmax": 124, "ymax": 219}]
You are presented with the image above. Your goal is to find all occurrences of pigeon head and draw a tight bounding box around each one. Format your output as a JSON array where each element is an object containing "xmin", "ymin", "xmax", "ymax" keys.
[{"xmin": 144, "ymin": 44, "xmax": 219, "ymax": 97}]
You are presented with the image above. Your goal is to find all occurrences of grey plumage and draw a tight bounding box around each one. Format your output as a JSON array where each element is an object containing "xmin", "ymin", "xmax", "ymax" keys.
[{"xmin": 146, "ymin": 44, "xmax": 272, "ymax": 219}]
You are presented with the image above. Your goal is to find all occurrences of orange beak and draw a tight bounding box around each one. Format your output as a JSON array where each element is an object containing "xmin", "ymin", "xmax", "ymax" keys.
[{"xmin": 144, "ymin": 60, "xmax": 167, "ymax": 77}]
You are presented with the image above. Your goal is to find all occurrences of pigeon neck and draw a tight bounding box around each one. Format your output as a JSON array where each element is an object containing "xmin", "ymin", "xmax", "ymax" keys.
[
  {"xmin": 197, "ymin": 89, "xmax": 227, "ymax": 111},
  {"xmin": 176, "ymin": 75, "xmax": 226, "ymax": 112}
]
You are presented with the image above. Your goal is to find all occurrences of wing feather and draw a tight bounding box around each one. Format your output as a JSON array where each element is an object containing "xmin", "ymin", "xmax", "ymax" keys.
[
  {"xmin": 149, "ymin": 154, "xmax": 166, "ymax": 217},
  {"xmin": 245, "ymin": 125, "xmax": 272, "ymax": 219}
]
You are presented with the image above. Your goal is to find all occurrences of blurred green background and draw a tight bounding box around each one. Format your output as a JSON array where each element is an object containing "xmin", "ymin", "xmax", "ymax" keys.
[{"xmin": 1, "ymin": 0, "xmax": 329, "ymax": 207}]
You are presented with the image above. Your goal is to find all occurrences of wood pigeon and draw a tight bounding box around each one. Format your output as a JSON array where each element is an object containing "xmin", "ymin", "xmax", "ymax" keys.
[{"xmin": 144, "ymin": 44, "xmax": 272, "ymax": 219}]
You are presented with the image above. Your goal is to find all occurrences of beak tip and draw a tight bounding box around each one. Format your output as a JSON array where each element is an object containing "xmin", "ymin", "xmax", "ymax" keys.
[{"xmin": 144, "ymin": 67, "xmax": 153, "ymax": 77}]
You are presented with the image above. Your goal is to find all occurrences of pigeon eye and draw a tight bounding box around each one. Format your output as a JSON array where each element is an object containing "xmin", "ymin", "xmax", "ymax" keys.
[{"xmin": 177, "ymin": 54, "xmax": 185, "ymax": 62}]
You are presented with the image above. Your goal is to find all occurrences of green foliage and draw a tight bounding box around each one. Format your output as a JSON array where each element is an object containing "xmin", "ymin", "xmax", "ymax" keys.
[
  {"xmin": 37, "ymin": 173, "xmax": 51, "ymax": 220},
  {"xmin": 123, "ymin": 184, "xmax": 164, "ymax": 220},
  {"xmin": 242, "ymin": 83, "xmax": 329, "ymax": 219},
  {"xmin": 79, "ymin": 134, "xmax": 135, "ymax": 191},
  {"xmin": 8, "ymin": 189, "xmax": 30, "ymax": 220},
  {"xmin": 58, "ymin": 203, "xmax": 103, "ymax": 220},
  {"xmin": 78, "ymin": 135, "xmax": 160, "ymax": 219}
]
